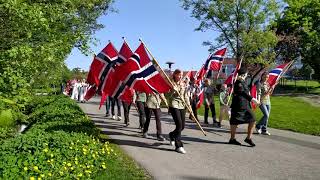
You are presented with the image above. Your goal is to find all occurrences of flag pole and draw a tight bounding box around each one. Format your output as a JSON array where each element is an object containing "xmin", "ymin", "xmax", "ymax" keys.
[{"xmin": 140, "ymin": 38, "xmax": 207, "ymax": 136}]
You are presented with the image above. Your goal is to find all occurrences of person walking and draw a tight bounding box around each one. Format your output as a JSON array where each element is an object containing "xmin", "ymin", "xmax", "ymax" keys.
[
  {"xmin": 203, "ymin": 78, "xmax": 217, "ymax": 125},
  {"xmin": 142, "ymin": 92, "xmax": 167, "ymax": 141},
  {"xmin": 229, "ymin": 66, "xmax": 260, "ymax": 147},
  {"xmin": 135, "ymin": 91, "xmax": 147, "ymax": 130},
  {"xmin": 187, "ymin": 78, "xmax": 200, "ymax": 120},
  {"xmin": 218, "ymin": 84, "xmax": 230, "ymax": 128},
  {"xmin": 168, "ymin": 69, "xmax": 189, "ymax": 154},
  {"xmin": 256, "ymin": 72, "xmax": 271, "ymax": 135},
  {"xmin": 110, "ymin": 97, "xmax": 122, "ymax": 121},
  {"xmin": 121, "ymin": 88, "xmax": 135, "ymax": 126}
]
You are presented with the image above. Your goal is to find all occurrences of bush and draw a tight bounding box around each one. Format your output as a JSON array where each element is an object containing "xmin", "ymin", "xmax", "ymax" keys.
[{"xmin": 0, "ymin": 95, "xmax": 116, "ymax": 179}]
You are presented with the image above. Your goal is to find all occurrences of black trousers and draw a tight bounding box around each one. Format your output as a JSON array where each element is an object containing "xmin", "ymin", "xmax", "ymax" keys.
[
  {"xmin": 105, "ymin": 96, "xmax": 111, "ymax": 115},
  {"xmin": 110, "ymin": 97, "xmax": 121, "ymax": 116},
  {"xmin": 143, "ymin": 108, "xmax": 162, "ymax": 136},
  {"xmin": 169, "ymin": 107, "xmax": 186, "ymax": 148},
  {"xmin": 191, "ymin": 100, "xmax": 198, "ymax": 120},
  {"xmin": 122, "ymin": 102, "xmax": 131, "ymax": 124},
  {"xmin": 136, "ymin": 101, "xmax": 146, "ymax": 128},
  {"xmin": 204, "ymin": 103, "xmax": 216, "ymax": 123}
]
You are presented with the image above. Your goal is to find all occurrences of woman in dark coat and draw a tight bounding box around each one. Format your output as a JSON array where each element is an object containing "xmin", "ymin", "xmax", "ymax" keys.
[{"xmin": 229, "ymin": 66, "xmax": 260, "ymax": 146}]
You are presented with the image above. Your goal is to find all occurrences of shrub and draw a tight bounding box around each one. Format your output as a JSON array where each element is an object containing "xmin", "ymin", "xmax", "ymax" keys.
[{"xmin": 0, "ymin": 95, "xmax": 116, "ymax": 179}]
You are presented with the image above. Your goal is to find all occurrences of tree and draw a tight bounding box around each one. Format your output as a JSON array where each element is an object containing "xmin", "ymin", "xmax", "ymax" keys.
[
  {"xmin": 181, "ymin": 0, "xmax": 279, "ymax": 65},
  {"xmin": 274, "ymin": 0, "xmax": 320, "ymax": 81},
  {"xmin": 0, "ymin": 0, "xmax": 114, "ymax": 98}
]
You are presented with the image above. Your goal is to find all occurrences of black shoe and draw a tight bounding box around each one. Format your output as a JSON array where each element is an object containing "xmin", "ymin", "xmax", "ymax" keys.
[
  {"xmin": 228, "ymin": 138, "xmax": 242, "ymax": 145},
  {"xmin": 125, "ymin": 122, "xmax": 130, "ymax": 127},
  {"xmin": 244, "ymin": 138, "xmax": 256, "ymax": 147},
  {"xmin": 204, "ymin": 121, "xmax": 209, "ymax": 124},
  {"xmin": 105, "ymin": 114, "xmax": 110, "ymax": 117},
  {"xmin": 217, "ymin": 122, "xmax": 221, "ymax": 128},
  {"xmin": 157, "ymin": 135, "xmax": 166, "ymax": 141}
]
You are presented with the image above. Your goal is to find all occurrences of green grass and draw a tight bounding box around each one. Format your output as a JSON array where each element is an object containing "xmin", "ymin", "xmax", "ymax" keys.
[
  {"xmin": 95, "ymin": 135, "xmax": 151, "ymax": 180},
  {"xmin": 198, "ymin": 96, "xmax": 320, "ymax": 136}
]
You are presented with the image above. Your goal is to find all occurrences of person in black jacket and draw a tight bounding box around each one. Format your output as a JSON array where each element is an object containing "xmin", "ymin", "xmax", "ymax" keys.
[{"xmin": 229, "ymin": 66, "xmax": 260, "ymax": 147}]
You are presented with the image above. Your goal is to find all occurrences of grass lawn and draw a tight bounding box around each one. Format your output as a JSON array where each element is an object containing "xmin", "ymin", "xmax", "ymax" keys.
[
  {"xmin": 198, "ymin": 96, "xmax": 320, "ymax": 136},
  {"xmin": 96, "ymin": 135, "xmax": 152, "ymax": 180}
]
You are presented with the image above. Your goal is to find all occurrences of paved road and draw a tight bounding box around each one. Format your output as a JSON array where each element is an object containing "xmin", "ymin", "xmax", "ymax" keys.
[{"xmin": 79, "ymin": 97, "xmax": 320, "ymax": 180}]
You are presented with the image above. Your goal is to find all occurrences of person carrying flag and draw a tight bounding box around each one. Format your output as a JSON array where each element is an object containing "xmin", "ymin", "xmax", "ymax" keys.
[
  {"xmin": 168, "ymin": 69, "xmax": 189, "ymax": 154},
  {"xmin": 229, "ymin": 66, "xmax": 260, "ymax": 147},
  {"xmin": 256, "ymin": 72, "xmax": 271, "ymax": 135},
  {"xmin": 142, "ymin": 92, "xmax": 167, "ymax": 141}
]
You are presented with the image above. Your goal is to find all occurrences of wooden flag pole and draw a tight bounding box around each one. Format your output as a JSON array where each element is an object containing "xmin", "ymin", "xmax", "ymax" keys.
[{"xmin": 140, "ymin": 39, "xmax": 207, "ymax": 136}]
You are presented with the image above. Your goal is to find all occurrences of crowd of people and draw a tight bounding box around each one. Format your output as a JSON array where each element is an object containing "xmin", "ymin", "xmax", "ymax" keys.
[
  {"xmin": 100, "ymin": 67, "xmax": 272, "ymax": 154},
  {"xmin": 63, "ymin": 79, "xmax": 90, "ymax": 103}
]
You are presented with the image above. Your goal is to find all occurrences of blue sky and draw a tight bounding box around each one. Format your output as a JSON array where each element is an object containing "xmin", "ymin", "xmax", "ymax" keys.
[{"xmin": 65, "ymin": 0, "xmax": 219, "ymax": 71}]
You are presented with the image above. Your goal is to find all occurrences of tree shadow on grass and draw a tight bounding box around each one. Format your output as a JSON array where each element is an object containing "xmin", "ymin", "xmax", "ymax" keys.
[{"xmin": 44, "ymin": 121, "xmax": 99, "ymax": 136}]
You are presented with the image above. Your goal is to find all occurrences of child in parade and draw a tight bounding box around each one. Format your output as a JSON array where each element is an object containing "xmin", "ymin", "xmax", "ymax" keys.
[
  {"xmin": 142, "ymin": 92, "xmax": 168, "ymax": 141},
  {"xmin": 256, "ymin": 72, "xmax": 271, "ymax": 135},
  {"xmin": 168, "ymin": 69, "xmax": 189, "ymax": 154}
]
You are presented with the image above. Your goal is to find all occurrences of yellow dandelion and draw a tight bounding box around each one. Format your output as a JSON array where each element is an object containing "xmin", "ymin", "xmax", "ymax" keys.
[
  {"xmin": 47, "ymin": 160, "xmax": 51, "ymax": 163},
  {"xmin": 33, "ymin": 166, "xmax": 39, "ymax": 171},
  {"xmin": 50, "ymin": 154, "xmax": 54, "ymax": 157},
  {"xmin": 38, "ymin": 178, "xmax": 42, "ymax": 180},
  {"xmin": 71, "ymin": 142, "xmax": 74, "ymax": 145},
  {"xmin": 48, "ymin": 173, "xmax": 52, "ymax": 177},
  {"xmin": 64, "ymin": 167, "xmax": 67, "ymax": 170},
  {"xmin": 50, "ymin": 159, "xmax": 54, "ymax": 162},
  {"xmin": 30, "ymin": 177, "xmax": 35, "ymax": 180},
  {"xmin": 75, "ymin": 157, "xmax": 78, "ymax": 161},
  {"xmin": 24, "ymin": 167, "xmax": 28, "ymax": 171},
  {"xmin": 67, "ymin": 163, "xmax": 72, "ymax": 167},
  {"xmin": 75, "ymin": 161, "xmax": 78, "ymax": 165},
  {"xmin": 101, "ymin": 164, "xmax": 106, "ymax": 169},
  {"xmin": 43, "ymin": 148, "xmax": 48, "ymax": 153},
  {"xmin": 71, "ymin": 167, "xmax": 74, "ymax": 170},
  {"xmin": 86, "ymin": 140, "xmax": 90, "ymax": 143}
]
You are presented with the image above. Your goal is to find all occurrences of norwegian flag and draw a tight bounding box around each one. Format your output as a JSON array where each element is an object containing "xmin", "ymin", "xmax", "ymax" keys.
[
  {"xmin": 195, "ymin": 65, "xmax": 206, "ymax": 85},
  {"xmin": 204, "ymin": 48, "xmax": 227, "ymax": 71},
  {"xmin": 194, "ymin": 48, "xmax": 226, "ymax": 85},
  {"xmin": 86, "ymin": 42, "xmax": 118, "ymax": 86},
  {"xmin": 268, "ymin": 61, "xmax": 292, "ymax": 88},
  {"xmin": 98, "ymin": 41, "xmax": 134, "ymax": 108},
  {"xmin": 85, "ymin": 42, "xmax": 118, "ymax": 100},
  {"xmin": 224, "ymin": 62, "xmax": 241, "ymax": 95},
  {"xmin": 108, "ymin": 43, "xmax": 171, "ymax": 101},
  {"xmin": 196, "ymin": 83, "xmax": 204, "ymax": 109}
]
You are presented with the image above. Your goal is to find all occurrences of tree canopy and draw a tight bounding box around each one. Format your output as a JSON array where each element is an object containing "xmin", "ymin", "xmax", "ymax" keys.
[
  {"xmin": 274, "ymin": 0, "xmax": 320, "ymax": 81},
  {"xmin": 0, "ymin": 0, "xmax": 114, "ymax": 98},
  {"xmin": 181, "ymin": 0, "xmax": 280, "ymax": 65}
]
